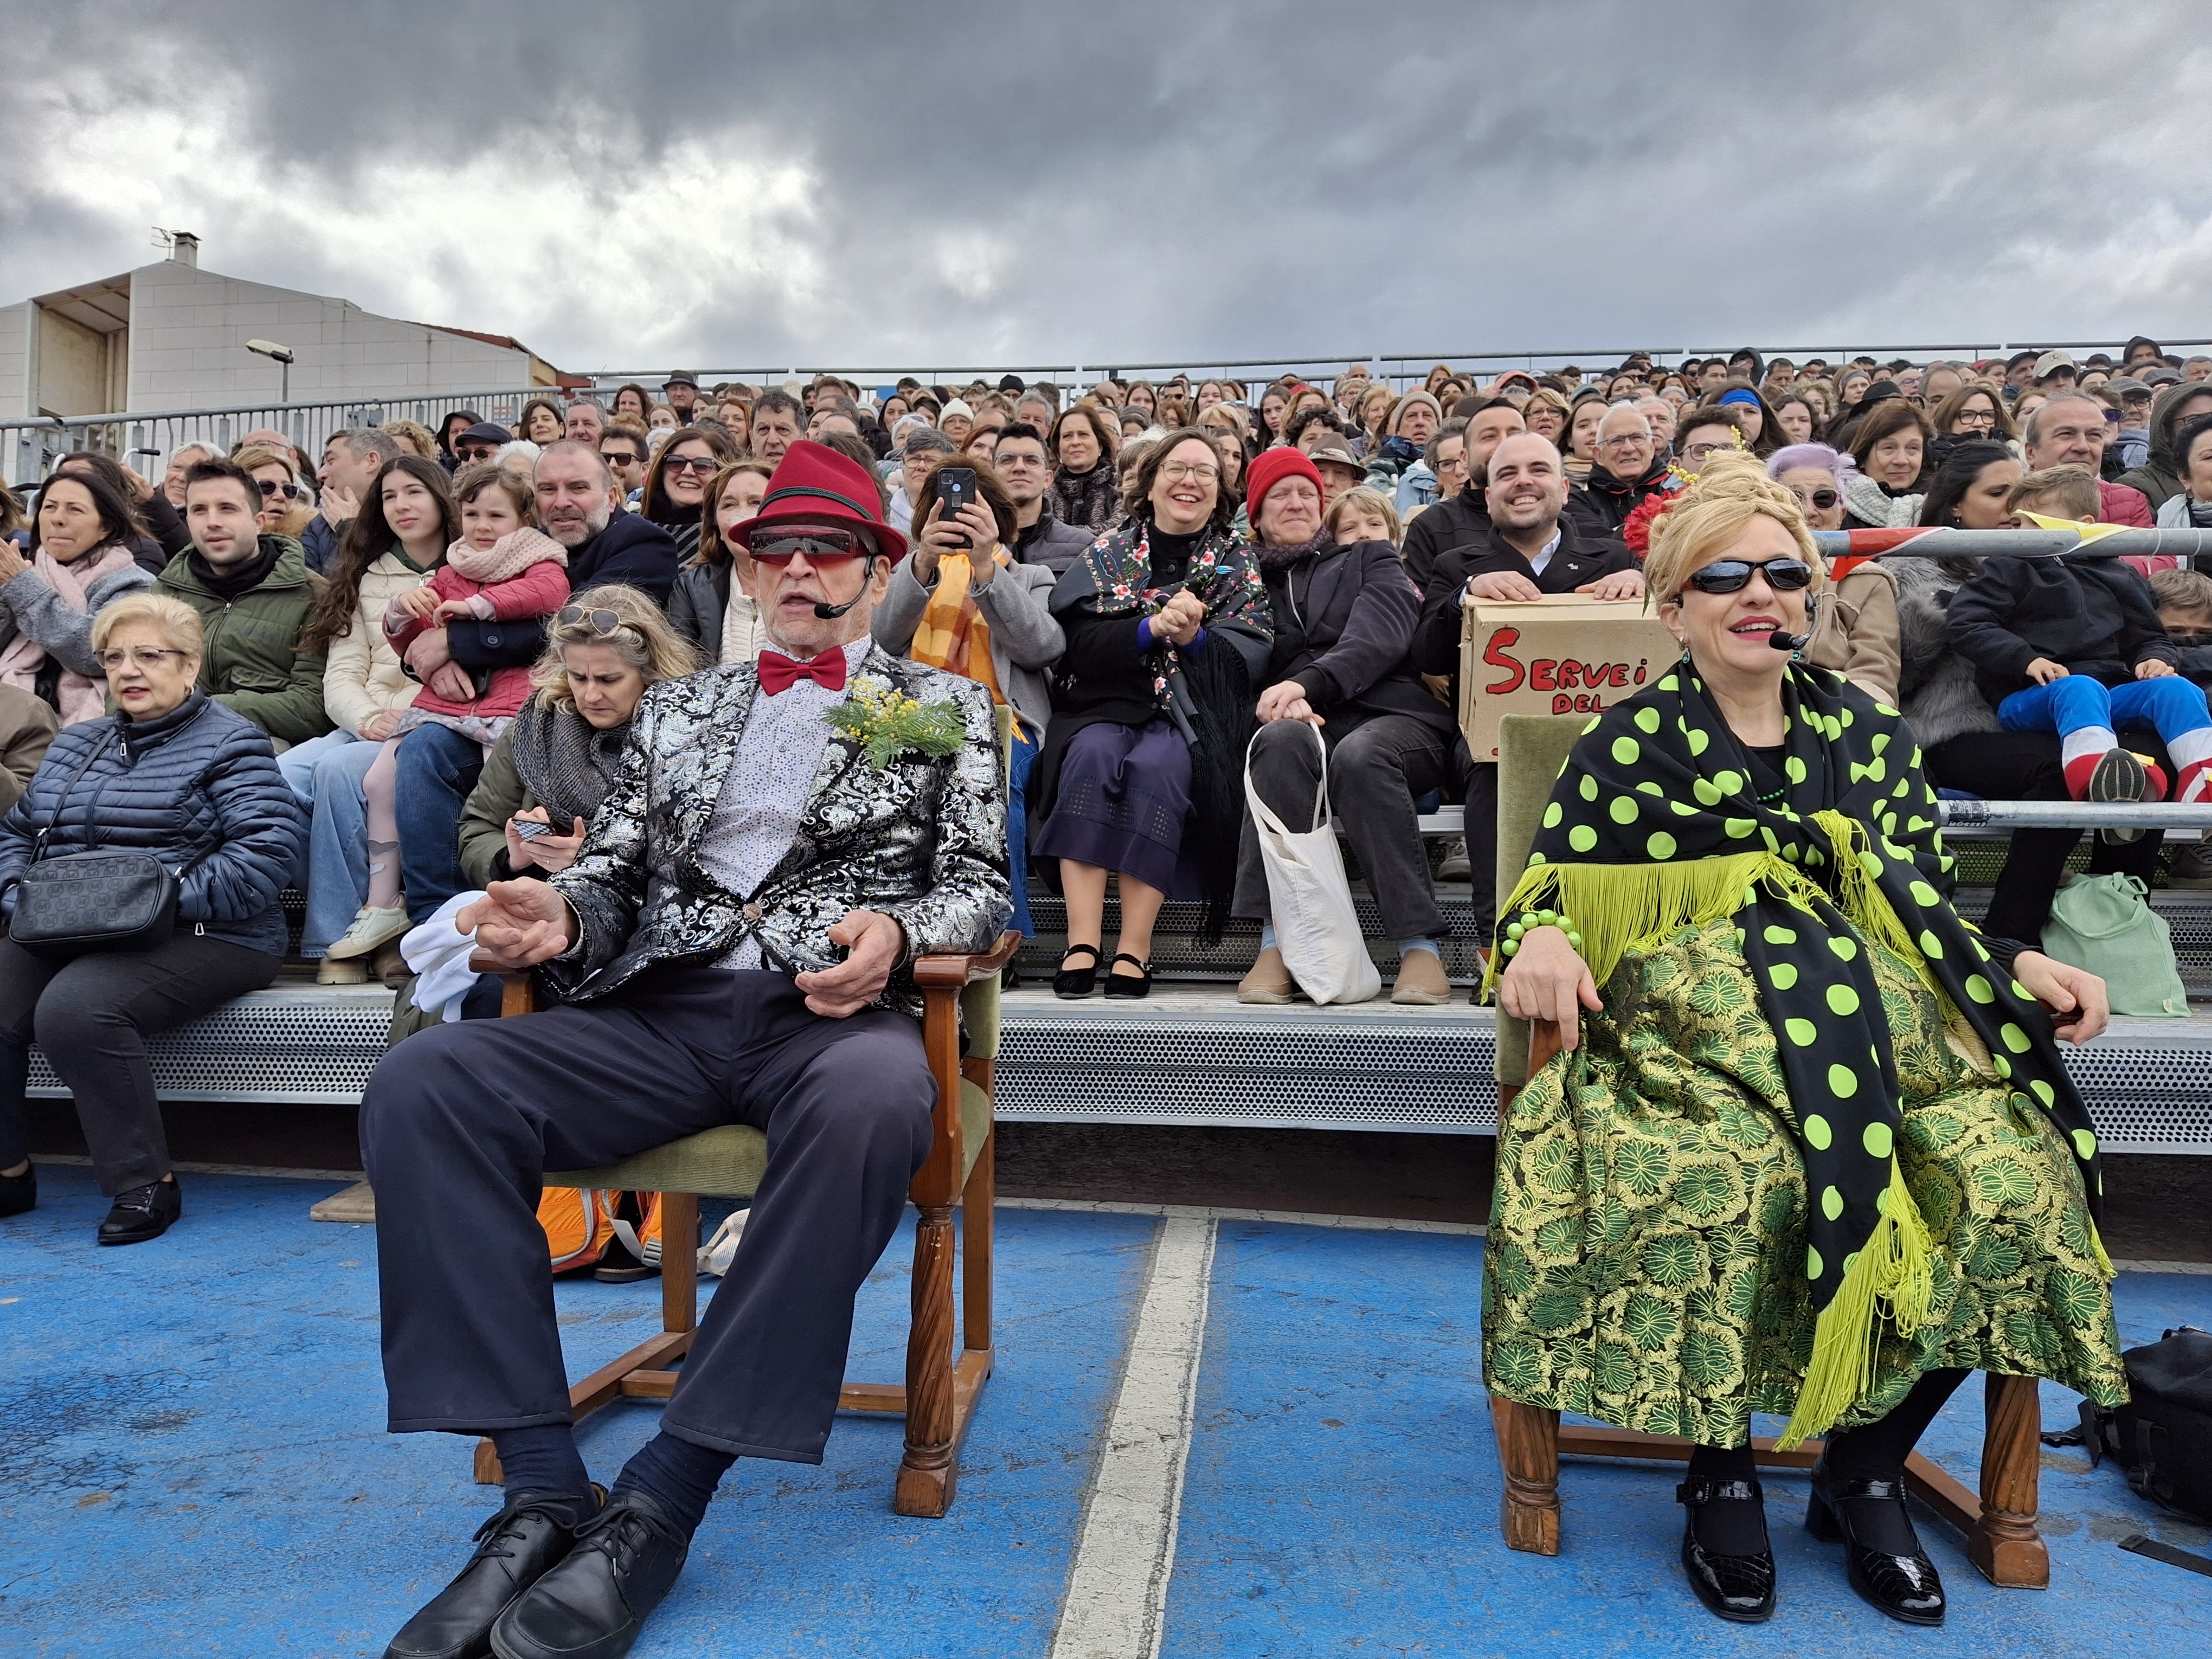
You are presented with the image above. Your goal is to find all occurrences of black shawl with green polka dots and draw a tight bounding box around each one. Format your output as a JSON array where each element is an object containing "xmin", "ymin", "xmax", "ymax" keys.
[{"xmin": 1494, "ymin": 658, "xmax": 2107, "ymax": 1442}]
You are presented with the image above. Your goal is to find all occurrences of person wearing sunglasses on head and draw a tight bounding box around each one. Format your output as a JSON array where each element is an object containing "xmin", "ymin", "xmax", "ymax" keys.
[
  {"xmin": 362, "ymin": 439, "xmax": 1011, "ymax": 1659},
  {"xmin": 1765, "ymin": 443, "xmax": 1900, "ymax": 704},
  {"xmin": 1490, "ymin": 454, "xmax": 2120, "ymax": 1631},
  {"xmin": 153, "ymin": 455, "xmax": 334, "ymax": 747}
]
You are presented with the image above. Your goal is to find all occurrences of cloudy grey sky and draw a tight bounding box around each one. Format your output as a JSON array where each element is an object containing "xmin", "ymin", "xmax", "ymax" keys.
[{"xmin": 7, "ymin": 1, "xmax": 2212, "ymax": 375}]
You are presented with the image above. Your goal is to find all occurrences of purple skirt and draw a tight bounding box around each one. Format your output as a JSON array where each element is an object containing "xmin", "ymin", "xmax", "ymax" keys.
[{"xmin": 1032, "ymin": 718, "xmax": 1203, "ymax": 899}]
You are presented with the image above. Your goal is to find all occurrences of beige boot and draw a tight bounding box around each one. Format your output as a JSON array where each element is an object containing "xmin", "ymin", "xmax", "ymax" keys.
[
  {"xmin": 373, "ymin": 940, "xmax": 411, "ymax": 988},
  {"xmin": 1391, "ymin": 947, "xmax": 1452, "ymax": 1005},
  {"xmin": 317, "ymin": 955, "xmax": 369, "ymax": 985},
  {"xmin": 1237, "ymin": 946, "xmax": 1297, "ymax": 1004}
]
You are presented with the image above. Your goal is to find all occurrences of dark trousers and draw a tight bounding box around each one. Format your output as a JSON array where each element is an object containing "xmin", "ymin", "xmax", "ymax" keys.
[
  {"xmin": 395, "ymin": 722, "xmax": 485, "ymax": 925},
  {"xmin": 0, "ymin": 933, "xmax": 282, "ymax": 1192},
  {"xmin": 1232, "ymin": 713, "xmax": 1452, "ymax": 941},
  {"xmin": 1927, "ymin": 730, "xmax": 2165, "ymax": 941},
  {"xmin": 359, "ymin": 967, "xmax": 935, "ymax": 1463},
  {"xmin": 1463, "ymin": 748, "xmax": 1499, "ymax": 941}
]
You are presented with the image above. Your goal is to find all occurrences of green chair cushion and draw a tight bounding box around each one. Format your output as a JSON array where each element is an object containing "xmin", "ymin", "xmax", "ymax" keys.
[
  {"xmin": 962, "ymin": 976, "xmax": 1001, "ymax": 1062},
  {"xmin": 547, "ymin": 1079, "xmax": 992, "ymax": 1197},
  {"xmin": 1493, "ymin": 714, "xmax": 1599, "ymax": 1089}
]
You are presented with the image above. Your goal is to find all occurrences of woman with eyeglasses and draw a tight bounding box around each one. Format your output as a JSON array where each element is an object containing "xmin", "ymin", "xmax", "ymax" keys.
[
  {"xmin": 0, "ymin": 591, "xmax": 303, "ymax": 1242},
  {"xmin": 0, "ymin": 466, "xmax": 157, "ymax": 726},
  {"xmin": 1766, "ymin": 443, "xmax": 1901, "ymax": 703},
  {"xmin": 1928, "ymin": 384, "xmax": 2018, "ymax": 461},
  {"xmin": 668, "ymin": 459, "xmax": 775, "ymax": 665},
  {"xmin": 639, "ymin": 426, "xmax": 740, "ymax": 566},
  {"xmin": 1030, "ymin": 429, "xmax": 1274, "ymax": 999},
  {"xmin": 1488, "ymin": 455, "xmax": 2120, "ymax": 1630}
]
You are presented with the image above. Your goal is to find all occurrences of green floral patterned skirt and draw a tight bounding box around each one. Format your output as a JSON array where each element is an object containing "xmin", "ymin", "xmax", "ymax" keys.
[{"xmin": 1482, "ymin": 918, "xmax": 2126, "ymax": 1446}]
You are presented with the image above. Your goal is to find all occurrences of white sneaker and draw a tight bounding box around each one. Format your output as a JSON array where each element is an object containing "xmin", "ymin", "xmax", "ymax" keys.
[
  {"xmin": 1437, "ymin": 838, "xmax": 1471, "ymax": 880},
  {"xmin": 325, "ymin": 903, "xmax": 410, "ymax": 960}
]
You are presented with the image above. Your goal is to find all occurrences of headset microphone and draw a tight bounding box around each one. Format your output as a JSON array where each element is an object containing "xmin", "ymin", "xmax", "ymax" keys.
[
  {"xmin": 1769, "ymin": 627, "xmax": 1812, "ymax": 652},
  {"xmin": 809, "ymin": 554, "xmax": 880, "ymax": 619}
]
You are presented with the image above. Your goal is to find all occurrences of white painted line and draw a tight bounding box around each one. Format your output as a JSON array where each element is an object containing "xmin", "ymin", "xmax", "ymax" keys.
[
  {"xmin": 1004, "ymin": 1197, "xmax": 1485, "ymax": 1237},
  {"xmin": 1048, "ymin": 1214, "xmax": 1216, "ymax": 1659}
]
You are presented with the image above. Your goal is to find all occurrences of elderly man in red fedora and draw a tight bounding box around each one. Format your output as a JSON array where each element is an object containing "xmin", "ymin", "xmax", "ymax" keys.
[{"xmin": 364, "ymin": 441, "xmax": 1011, "ymax": 1659}]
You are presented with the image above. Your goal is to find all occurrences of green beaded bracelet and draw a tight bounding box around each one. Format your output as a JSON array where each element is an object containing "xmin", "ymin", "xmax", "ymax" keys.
[{"xmin": 1501, "ymin": 909, "xmax": 1580, "ymax": 957}]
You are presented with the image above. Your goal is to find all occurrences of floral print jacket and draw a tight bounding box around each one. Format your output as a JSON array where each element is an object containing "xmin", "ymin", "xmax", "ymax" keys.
[{"xmin": 543, "ymin": 644, "xmax": 1011, "ymax": 1017}]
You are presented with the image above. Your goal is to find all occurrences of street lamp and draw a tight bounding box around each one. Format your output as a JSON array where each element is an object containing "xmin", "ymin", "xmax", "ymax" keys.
[{"xmin": 246, "ymin": 338, "xmax": 294, "ymax": 405}]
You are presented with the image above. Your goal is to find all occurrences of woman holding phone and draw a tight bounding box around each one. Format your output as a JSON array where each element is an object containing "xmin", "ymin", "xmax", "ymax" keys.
[{"xmin": 456, "ymin": 585, "xmax": 697, "ymax": 892}]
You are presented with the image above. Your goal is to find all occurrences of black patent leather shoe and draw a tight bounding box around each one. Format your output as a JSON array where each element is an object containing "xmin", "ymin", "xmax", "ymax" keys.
[
  {"xmin": 1675, "ymin": 1477, "xmax": 1776, "ymax": 1623},
  {"xmin": 490, "ymin": 1490, "xmax": 689, "ymax": 1659},
  {"xmin": 385, "ymin": 1491, "xmax": 599, "ymax": 1659},
  {"xmin": 98, "ymin": 1177, "xmax": 181, "ymax": 1245},
  {"xmin": 1806, "ymin": 1462, "xmax": 1946, "ymax": 1626}
]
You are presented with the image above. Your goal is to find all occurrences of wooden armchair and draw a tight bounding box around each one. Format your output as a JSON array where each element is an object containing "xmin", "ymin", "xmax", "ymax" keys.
[
  {"xmin": 476, "ymin": 930, "xmax": 1020, "ymax": 1517},
  {"xmin": 1485, "ymin": 715, "xmax": 2049, "ymax": 1588}
]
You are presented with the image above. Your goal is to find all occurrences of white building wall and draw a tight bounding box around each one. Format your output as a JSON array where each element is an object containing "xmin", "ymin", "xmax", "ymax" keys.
[
  {"xmin": 0, "ymin": 304, "xmax": 29, "ymax": 421},
  {"xmin": 124, "ymin": 261, "xmax": 533, "ymax": 410}
]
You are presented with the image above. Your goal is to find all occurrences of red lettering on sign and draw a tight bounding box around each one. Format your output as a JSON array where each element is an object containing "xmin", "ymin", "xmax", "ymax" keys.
[
  {"xmin": 1530, "ymin": 659, "xmax": 1557, "ymax": 691},
  {"xmin": 1482, "ymin": 628, "xmax": 1525, "ymax": 694}
]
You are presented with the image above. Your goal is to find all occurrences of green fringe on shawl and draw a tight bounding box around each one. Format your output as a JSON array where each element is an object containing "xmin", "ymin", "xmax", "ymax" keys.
[
  {"xmin": 1778, "ymin": 1161, "xmax": 1936, "ymax": 1449},
  {"xmin": 1485, "ymin": 850, "xmax": 1806, "ymax": 999}
]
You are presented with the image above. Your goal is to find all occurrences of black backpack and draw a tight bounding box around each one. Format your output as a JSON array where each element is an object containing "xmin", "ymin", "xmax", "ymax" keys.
[{"xmin": 2059, "ymin": 1326, "xmax": 2212, "ymax": 1522}]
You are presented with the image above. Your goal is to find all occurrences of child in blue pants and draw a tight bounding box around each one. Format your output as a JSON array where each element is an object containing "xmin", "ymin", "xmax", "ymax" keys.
[{"xmin": 1947, "ymin": 491, "xmax": 2212, "ymax": 814}]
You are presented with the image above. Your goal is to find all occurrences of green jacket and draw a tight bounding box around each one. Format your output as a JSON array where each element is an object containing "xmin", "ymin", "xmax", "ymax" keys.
[
  {"xmin": 458, "ymin": 725, "xmax": 534, "ymax": 890},
  {"xmin": 156, "ymin": 537, "xmax": 334, "ymax": 745}
]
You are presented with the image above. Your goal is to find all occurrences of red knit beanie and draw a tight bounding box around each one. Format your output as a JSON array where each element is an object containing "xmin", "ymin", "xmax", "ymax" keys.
[{"xmin": 1244, "ymin": 448, "xmax": 1326, "ymax": 520}]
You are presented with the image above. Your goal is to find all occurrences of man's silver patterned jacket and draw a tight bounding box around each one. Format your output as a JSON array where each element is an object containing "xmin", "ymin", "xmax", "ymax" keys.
[{"xmin": 542, "ymin": 645, "xmax": 1011, "ymax": 1015}]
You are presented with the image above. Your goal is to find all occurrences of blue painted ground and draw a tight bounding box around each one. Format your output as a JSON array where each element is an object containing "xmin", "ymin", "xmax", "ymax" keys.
[
  {"xmin": 3, "ymin": 1169, "xmax": 2208, "ymax": 1656},
  {"xmin": 0, "ymin": 1167, "xmax": 1152, "ymax": 1657},
  {"xmin": 1170, "ymin": 1221, "xmax": 2212, "ymax": 1659}
]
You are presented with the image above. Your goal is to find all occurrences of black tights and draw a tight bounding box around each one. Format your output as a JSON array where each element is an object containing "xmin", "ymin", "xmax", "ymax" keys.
[{"xmin": 1686, "ymin": 1368, "xmax": 1970, "ymax": 1555}]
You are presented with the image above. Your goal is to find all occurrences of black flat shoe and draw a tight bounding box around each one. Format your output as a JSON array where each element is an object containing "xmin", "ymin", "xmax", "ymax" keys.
[
  {"xmin": 1053, "ymin": 943, "xmax": 1101, "ymax": 999},
  {"xmin": 1675, "ymin": 1476, "xmax": 1776, "ymax": 1623},
  {"xmin": 1807, "ymin": 1462, "xmax": 1946, "ymax": 1627},
  {"xmin": 385, "ymin": 1490, "xmax": 600, "ymax": 1659},
  {"xmin": 490, "ymin": 1490, "xmax": 689, "ymax": 1659},
  {"xmin": 1102, "ymin": 953, "xmax": 1153, "ymax": 999},
  {"xmin": 98, "ymin": 1177, "xmax": 181, "ymax": 1246},
  {"xmin": 0, "ymin": 1161, "xmax": 34, "ymax": 1218}
]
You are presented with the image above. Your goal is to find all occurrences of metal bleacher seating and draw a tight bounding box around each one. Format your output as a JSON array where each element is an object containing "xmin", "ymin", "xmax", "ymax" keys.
[{"xmin": 25, "ymin": 808, "xmax": 2212, "ymax": 1156}]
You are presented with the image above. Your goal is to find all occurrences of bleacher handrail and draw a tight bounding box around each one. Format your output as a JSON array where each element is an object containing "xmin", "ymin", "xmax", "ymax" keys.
[{"xmin": 1815, "ymin": 528, "xmax": 2212, "ymax": 558}]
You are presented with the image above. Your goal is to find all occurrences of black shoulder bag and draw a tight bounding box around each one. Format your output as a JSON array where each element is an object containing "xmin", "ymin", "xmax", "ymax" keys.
[{"xmin": 3, "ymin": 728, "xmax": 210, "ymax": 959}]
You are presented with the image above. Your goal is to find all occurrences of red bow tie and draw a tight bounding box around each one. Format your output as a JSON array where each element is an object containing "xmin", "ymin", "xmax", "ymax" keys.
[{"xmin": 757, "ymin": 649, "xmax": 848, "ymax": 696}]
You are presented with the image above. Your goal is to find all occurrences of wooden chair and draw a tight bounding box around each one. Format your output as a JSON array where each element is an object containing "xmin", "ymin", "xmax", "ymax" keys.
[
  {"xmin": 474, "ymin": 704, "xmax": 1022, "ymax": 1519},
  {"xmin": 1485, "ymin": 714, "xmax": 2049, "ymax": 1588}
]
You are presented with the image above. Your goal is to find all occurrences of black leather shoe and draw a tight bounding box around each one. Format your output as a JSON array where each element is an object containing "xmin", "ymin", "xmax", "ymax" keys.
[
  {"xmin": 98, "ymin": 1177, "xmax": 181, "ymax": 1245},
  {"xmin": 1807, "ymin": 1462, "xmax": 1946, "ymax": 1626},
  {"xmin": 490, "ymin": 1490, "xmax": 689, "ymax": 1659},
  {"xmin": 385, "ymin": 1492, "xmax": 597, "ymax": 1659},
  {"xmin": 1675, "ymin": 1476, "xmax": 1776, "ymax": 1623},
  {"xmin": 0, "ymin": 1161, "xmax": 34, "ymax": 1218}
]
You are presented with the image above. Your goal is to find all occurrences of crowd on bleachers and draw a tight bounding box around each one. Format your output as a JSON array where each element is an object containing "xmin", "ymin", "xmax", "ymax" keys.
[{"xmin": 5, "ymin": 343, "xmax": 2212, "ymax": 1226}]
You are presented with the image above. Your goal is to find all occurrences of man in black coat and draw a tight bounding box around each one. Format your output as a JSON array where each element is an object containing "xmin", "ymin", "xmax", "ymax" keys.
[
  {"xmin": 394, "ymin": 441, "xmax": 681, "ymax": 923},
  {"xmin": 1400, "ymin": 399, "xmax": 1527, "ymax": 591},
  {"xmin": 1233, "ymin": 452, "xmax": 1461, "ymax": 1006},
  {"xmin": 1564, "ymin": 404, "xmax": 1671, "ymax": 539},
  {"xmin": 1413, "ymin": 434, "xmax": 1642, "ymax": 972}
]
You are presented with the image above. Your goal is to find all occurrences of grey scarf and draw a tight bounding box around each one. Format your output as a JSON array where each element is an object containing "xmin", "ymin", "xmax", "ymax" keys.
[{"xmin": 507, "ymin": 696, "xmax": 632, "ymax": 829}]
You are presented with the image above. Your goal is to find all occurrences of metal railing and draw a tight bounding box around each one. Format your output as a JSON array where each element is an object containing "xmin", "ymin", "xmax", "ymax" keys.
[
  {"xmin": 574, "ymin": 337, "xmax": 2212, "ymax": 398},
  {"xmin": 3, "ymin": 388, "xmax": 549, "ymax": 489}
]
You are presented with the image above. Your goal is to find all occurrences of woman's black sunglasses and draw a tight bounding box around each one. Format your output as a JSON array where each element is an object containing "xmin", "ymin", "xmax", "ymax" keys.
[{"xmin": 1686, "ymin": 557, "xmax": 1815, "ymax": 595}]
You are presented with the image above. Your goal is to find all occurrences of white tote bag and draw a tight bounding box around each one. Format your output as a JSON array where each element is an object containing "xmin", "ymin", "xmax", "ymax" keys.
[{"xmin": 1244, "ymin": 724, "xmax": 1382, "ymax": 1005}]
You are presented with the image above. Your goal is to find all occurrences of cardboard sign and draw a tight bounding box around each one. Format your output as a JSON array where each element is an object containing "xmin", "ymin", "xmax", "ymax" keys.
[{"xmin": 1458, "ymin": 594, "xmax": 1679, "ymax": 762}]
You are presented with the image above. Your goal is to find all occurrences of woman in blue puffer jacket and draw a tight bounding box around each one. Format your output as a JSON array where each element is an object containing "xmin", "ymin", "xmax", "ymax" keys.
[{"xmin": 0, "ymin": 592, "xmax": 304, "ymax": 1245}]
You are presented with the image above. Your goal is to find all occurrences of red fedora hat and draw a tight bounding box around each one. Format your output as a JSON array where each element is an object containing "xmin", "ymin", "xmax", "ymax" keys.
[{"xmin": 728, "ymin": 439, "xmax": 909, "ymax": 562}]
